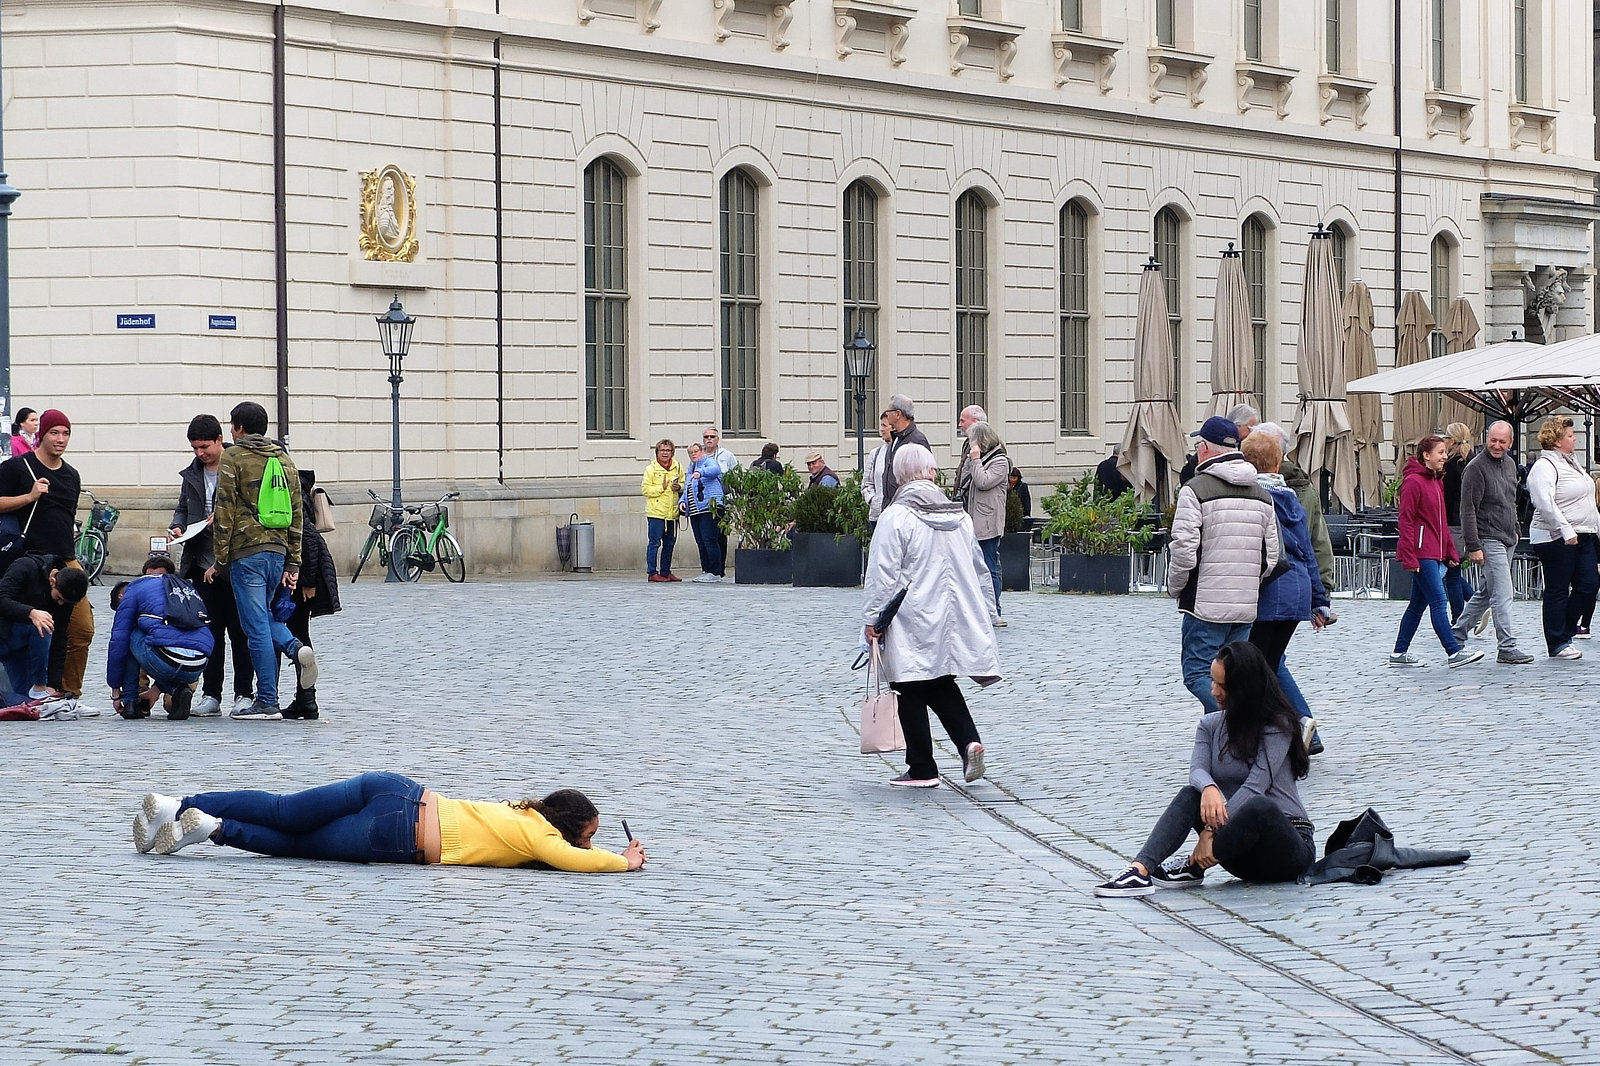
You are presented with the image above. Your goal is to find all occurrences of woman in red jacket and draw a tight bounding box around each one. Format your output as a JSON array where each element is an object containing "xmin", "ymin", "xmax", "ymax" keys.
[{"xmin": 1389, "ymin": 436, "xmax": 1484, "ymax": 669}]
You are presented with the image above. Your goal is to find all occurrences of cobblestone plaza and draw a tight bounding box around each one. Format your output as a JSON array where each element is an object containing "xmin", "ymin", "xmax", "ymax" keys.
[{"xmin": 4, "ymin": 578, "xmax": 1596, "ymax": 1064}]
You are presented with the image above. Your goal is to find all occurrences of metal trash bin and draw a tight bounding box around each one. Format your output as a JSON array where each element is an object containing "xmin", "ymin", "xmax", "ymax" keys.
[{"xmin": 572, "ymin": 516, "xmax": 595, "ymax": 573}]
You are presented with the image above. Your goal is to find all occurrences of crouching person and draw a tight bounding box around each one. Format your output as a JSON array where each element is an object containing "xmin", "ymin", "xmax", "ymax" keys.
[
  {"xmin": 0, "ymin": 552, "xmax": 88, "ymax": 702},
  {"xmin": 107, "ymin": 556, "xmax": 214, "ymax": 721}
]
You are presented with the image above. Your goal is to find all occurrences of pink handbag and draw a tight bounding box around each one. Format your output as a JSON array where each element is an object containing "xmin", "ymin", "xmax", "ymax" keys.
[{"xmin": 859, "ymin": 642, "xmax": 904, "ymax": 754}]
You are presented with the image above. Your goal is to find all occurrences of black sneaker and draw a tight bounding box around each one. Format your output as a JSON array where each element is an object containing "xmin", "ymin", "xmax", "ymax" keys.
[
  {"xmin": 281, "ymin": 689, "xmax": 319, "ymax": 720},
  {"xmin": 1150, "ymin": 856, "xmax": 1206, "ymax": 889},
  {"xmin": 167, "ymin": 687, "xmax": 193, "ymax": 721},
  {"xmin": 888, "ymin": 773, "xmax": 940, "ymax": 788},
  {"xmin": 1094, "ymin": 866, "xmax": 1153, "ymax": 898}
]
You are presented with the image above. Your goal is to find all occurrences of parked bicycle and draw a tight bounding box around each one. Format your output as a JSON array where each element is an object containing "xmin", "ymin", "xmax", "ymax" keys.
[
  {"xmin": 391, "ymin": 491, "xmax": 464, "ymax": 583},
  {"xmin": 350, "ymin": 489, "xmax": 406, "ymax": 582},
  {"xmin": 74, "ymin": 490, "xmax": 120, "ymax": 583}
]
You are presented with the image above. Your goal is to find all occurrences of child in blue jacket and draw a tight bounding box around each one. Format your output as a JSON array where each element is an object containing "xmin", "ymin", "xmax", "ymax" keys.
[{"xmin": 107, "ymin": 556, "xmax": 215, "ymax": 721}]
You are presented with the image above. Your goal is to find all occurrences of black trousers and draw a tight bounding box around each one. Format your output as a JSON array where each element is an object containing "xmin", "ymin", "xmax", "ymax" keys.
[
  {"xmin": 1533, "ymin": 534, "xmax": 1600, "ymax": 654},
  {"xmin": 1134, "ymin": 786, "xmax": 1313, "ymax": 883},
  {"xmin": 188, "ymin": 566, "xmax": 253, "ymax": 701},
  {"xmin": 891, "ymin": 675, "xmax": 980, "ymax": 780},
  {"xmin": 1248, "ymin": 619, "xmax": 1299, "ymax": 669}
]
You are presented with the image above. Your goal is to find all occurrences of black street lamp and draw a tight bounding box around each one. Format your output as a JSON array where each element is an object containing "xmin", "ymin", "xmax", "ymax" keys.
[
  {"xmin": 376, "ymin": 294, "xmax": 416, "ymax": 582},
  {"xmin": 844, "ymin": 328, "xmax": 876, "ymax": 473}
]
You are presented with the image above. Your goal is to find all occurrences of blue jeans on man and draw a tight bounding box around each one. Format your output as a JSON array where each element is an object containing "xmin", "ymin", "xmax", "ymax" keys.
[
  {"xmin": 0, "ymin": 620, "xmax": 51, "ymax": 697},
  {"xmin": 1395, "ymin": 559, "xmax": 1461, "ymax": 656},
  {"xmin": 1180, "ymin": 614, "xmax": 1252, "ymax": 714},
  {"xmin": 979, "ymin": 536, "xmax": 1002, "ymax": 616},
  {"xmin": 119, "ymin": 630, "xmax": 206, "ymax": 699},
  {"xmin": 229, "ymin": 550, "xmax": 302, "ymax": 706}
]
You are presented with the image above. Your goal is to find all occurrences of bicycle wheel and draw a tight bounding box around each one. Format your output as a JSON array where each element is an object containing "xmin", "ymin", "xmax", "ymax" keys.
[
  {"xmin": 78, "ymin": 531, "xmax": 107, "ymax": 582},
  {"xmin": 435, "ymin": 531, "xmax": 466, "ymax": 583},
  {"xmin": 390, "ymin": 527, "xmax": 423, "ymax": 582},
  {"xmin": 352, "ymin": 530, "xmax": 380, "ymax": 582}
]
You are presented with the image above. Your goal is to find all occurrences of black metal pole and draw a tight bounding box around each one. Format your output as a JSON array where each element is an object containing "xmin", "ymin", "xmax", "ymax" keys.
[
  {"xmin": 0, "ymin": 9, "xmax": 23, "ymax": 433},
  {"xmin": 386, "ymin": 360, "xmax": 404, "ymax": 582},
  {"xmin": 273, "ymin": 5, "xmax": 290, "ymax": 444},
  {"xmin": 855, "ymin": 388, "xmax": 866, "ymax": 473}
]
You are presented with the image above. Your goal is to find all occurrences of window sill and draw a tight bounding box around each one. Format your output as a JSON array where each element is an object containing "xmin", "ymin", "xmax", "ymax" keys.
[
  {"xmin": 947, "ymin": 15, "xmax": 1025, "ymax": 81},
  {"xmin": 1051, "ymin": 30, "xmax": 1118, "ymax": 92},
  {"xmin": 713, "ymin": 0, "xmax": 796, "ymax": 52},
  {"xmin": 834, "ymin": 0, "xmax": 915, "ymax": 66},
  {"xmin": 1424, "ymin": 89, "xmax": 1478, "ymax": 143},
  {"xmin": 1147, "ymin": 45, "xmax": 1211, "ymax": 107},
  {"xmin": 1509, "ymin": 102, "xmax": 1558, "ymax": 153},
  {"xmin": 1235, "ymin": 60, "xmax": 1295, "ymax": 118},
  {"xmin": 1317, "ymin": 72, "xmax": 1375, "ymax": 129}
]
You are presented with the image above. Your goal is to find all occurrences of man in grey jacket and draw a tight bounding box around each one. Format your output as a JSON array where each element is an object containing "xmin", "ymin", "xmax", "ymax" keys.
[
  {"xmin": 1168, "ymin": 416, "xmax": 1282, "ymax": 714},
  {"xmin": 1452, "ymin": 421, "xmax": 1533, "ymax": 664}
]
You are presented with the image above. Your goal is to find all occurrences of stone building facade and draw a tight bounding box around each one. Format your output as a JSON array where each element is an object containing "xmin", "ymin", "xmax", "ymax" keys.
[{"xmin": 1, "ymin": 0, "xmax": 1596, "ymax": 571}]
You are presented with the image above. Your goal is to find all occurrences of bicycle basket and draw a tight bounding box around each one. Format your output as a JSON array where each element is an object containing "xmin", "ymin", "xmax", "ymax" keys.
[
  {"xmin": 420, "ymin": 503, "xmax": 445, "ymax": 526},
  {"xmin": 91, "ymin": 501, "xmax": 121, "ymax": 533},
  {"xmin": 368, "ymin": 504, "xmax": 390, "ymax": 530}
]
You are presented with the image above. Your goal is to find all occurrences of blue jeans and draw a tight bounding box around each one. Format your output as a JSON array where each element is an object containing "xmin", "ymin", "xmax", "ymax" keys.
[
  {"xmin": 979, "ymin": 536, "xmax": 1002, "ymax": 616},
  {"xmin": 0, "ymin": 620, "xmax": 50, "ymax": 695},
  {"xmin": 1445, "ymin": 565, "xmax": 1475, "ymax": 621},
  {"xmin": 1533, "ymin": 534, "xmax": 1600, "ymax": 654},
  {"xmin": 646, "ymin": 517, "xmax": 677, "ymax": 577},
  {"xmin": 689, "ymin": 512, "xmax": 723, "ymax": 576},
  {"xmin": 229, "ymin": 551, "xmax": 301, "ymax": 705},
  {"xmin": 184, "ymin": 771, "xmax": 424, "ymax": 864},
  {"xmin": 120, "ymin": 630, "xmax": 205, "ymax": 698},
  {"xmin": 1180, "ymin": 615, "xmax": 1252, "ymax": 714},
  {"xmin": 1276, "ymin": 662, "xmax": 1313, "ymax": 719},
  {"xmin": 1395, "ymin": 559, "xmax": 1460, "ymax": 655}
]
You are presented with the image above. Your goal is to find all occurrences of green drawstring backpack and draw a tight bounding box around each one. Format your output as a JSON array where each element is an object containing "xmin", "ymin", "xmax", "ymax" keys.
[{"xmin": 257, "ymin": 455, "xmax": 294, "ymax": 529}]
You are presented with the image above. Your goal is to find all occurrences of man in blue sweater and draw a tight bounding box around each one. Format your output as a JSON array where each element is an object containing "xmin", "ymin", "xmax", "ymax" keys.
[{"xmin": 106, "ymin": 556, "xmax": 215, "ymax": 721}]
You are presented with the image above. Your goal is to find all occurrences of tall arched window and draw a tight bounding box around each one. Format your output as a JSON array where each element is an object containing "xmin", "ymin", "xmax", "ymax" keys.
[
  {"xmin": 583, "ymin": 157, "xmax": 628, "ymax": 438},
  {"xmin": 1429, "ymin": 234, "xmax": 1452, "ymax": 358},
  {"xmin": 719, "ymin": 169, "xmax": 761, "ymax": 436},
  {"xmin": 842, "ymin": 180, "xmax": 880, "ymax": 432},
  {"xmin": 1329, "ymin": 222, "xmax": 1351, "ymax": 296},
  {"xmin": 1242, "ymin": 215, "xmax": 1271, "ymax": 414},
  {"xmin": 1059, "ymin": 200, "xmax": 1090, "ymax": 435},
  {"xmin": 1154, "ymin": 207, "xmax": 1183, "ymax": 405},
  {"xmin": 955, "ymin": 190, "xmax": 989, "ymax": 414}
]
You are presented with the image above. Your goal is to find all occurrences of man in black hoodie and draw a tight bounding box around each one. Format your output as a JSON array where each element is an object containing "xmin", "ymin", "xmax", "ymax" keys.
[{"xmin": 0, "ymin": 553, "xmax": 87, "ymax": 699}]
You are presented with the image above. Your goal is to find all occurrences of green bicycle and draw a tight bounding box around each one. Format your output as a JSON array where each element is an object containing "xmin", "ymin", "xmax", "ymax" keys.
[
  {"xmin": 390, "ymin": 491, "xmax": 464, "ymax": 583},
  {"xmin": 74, "ymin": 490, "xmax": 120, "ymax": 583},
  {"xmin": 350, "ymin": 489, "xmax": 406, "ymax": 582}
]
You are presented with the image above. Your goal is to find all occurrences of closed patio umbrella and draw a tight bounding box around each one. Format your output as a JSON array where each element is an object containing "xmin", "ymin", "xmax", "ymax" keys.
[
  {"xmin": 1210, "ymin": 245, "xmax": 1256, "ymax": 416},
  {"xmin": 1117, "ymin": 259, "xmax": 1187, "ymax": 506},
  {"xmin": 1393, "ymin": 291, "xmax": 1437, "ymax": 453},
  {"xmin": 1290, "ymin": 227, "xmax": 1357, "ymax": 513},
  {"xmin": 1343, "ymin": 281, "xmax": 1384, "ymax": 507},
  {"xmin": 1441, "ymin": 298, "xmax": 1484, "ymax": 438}
]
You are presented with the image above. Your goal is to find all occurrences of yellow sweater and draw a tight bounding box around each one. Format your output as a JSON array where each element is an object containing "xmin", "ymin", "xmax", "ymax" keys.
[
  {"xmin": 435, "ymin": 796, "xmax": 629, "ymax": 872},
  {"xmin": 641, "ymin": 460, "xmax": 686, "ymax": 520}
]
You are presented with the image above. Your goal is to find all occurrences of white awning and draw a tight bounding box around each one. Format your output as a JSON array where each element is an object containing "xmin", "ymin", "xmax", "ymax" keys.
[{"xmin": 1346, "ymin": 335, "xmax": 1600, "ymax": 421}]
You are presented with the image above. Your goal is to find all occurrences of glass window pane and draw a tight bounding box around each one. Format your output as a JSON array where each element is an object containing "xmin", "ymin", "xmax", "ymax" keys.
[
  {"xmin": 1061, "ymin": 0, "xmax": 1082, "ymax": 31},
  {"xmin": 1156, "ymin": 0, "xmax": 1175, "ymax": 46},
  {"xmin": 583, "ymin": 159, "xmax": 629, "ymax": 437},
  {"xmin": 956, "ymin": 192, "xmax": 989, "ymax": 413},
  {"xmin": 720, "ymin": 170, "xmax": 762, "ymax": 435},
  {"xmin": 1325, "ymin": 0, "xmax": 1341, "ymax": 73},
  {"xmin": 1431, "ymin": 0, "xmax": 1446, "ymax": 87},
  {"xmin": 1155, "ymin": 208, "xmax": 1182, "ymax": 406},
  {"xmin": 1245, "ymin": 0, "xmax": 1262, "ymax": 61},
  {"xmin": 1513, "ymin": 0, "xmax": 1528, "ymax": 103},
  {"xmin": 843, "ymin": 181, "xmax": 881, "ymax": 433},
  {"xmin": 1060, "ymin": 201, "xmax": 1090, "ymax": 435}
]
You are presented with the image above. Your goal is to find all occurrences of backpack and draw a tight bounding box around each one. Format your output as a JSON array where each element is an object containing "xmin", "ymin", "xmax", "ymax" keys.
[
  {"xmin": 257, "ymin": 455, "xmax": 293, "ymax": 529},
  {"xmin": 161, "ymin": 572, "xmax": 211, "ymax": 631}
]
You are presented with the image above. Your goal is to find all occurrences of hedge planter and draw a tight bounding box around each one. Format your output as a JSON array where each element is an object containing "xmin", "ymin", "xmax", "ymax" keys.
[
  {"xmin": 1059, "ymin": 553, "xmax": 1129, "ymax": 594},
  {"xmin": 792, "ymin": 532, "xmax": 863, "ymax": 588},
  {"xmin": 999, "ymin": 532, "xmax": 1032, "ymax": 592},
  {"xmin": 734, "ymin": 547, "xmax": 793, "ymax": 585}
]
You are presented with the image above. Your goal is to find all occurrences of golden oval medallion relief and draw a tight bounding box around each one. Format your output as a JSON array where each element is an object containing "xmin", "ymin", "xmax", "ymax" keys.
[{"xmin": 359, "ymin": 165, "xmax": 419, "ymax": 263}]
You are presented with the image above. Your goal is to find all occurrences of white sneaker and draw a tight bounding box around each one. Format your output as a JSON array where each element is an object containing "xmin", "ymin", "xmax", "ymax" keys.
[
  {"xmin": 1387, "ymin": 652, "xmax": 1425, "ymax": 667},
  {"xmin": 992, "ymin": 618, "xmax": 1008, "ymax": 628},
  {"xmin": 1474, "ymin": 608, "xmax": 1491, "ymax": 636},
  {"xmin": 691, "ymin": 573, "xmax": 718, "ymax": 583},
  {"xmin": 1553, "ymin": 644, "xmax": 1584, "ymax": 660},
  {"xmin": 133, "ymin": 793, "xmax": 181, "ymax": 854},
  {"xmin": 232, "ymin": 695, "xmax": 256, "ymax": 715},
  {"xmin": 1300, "ymin": 716, "xmax": 1318, "ymax": 748},
  {"xmin": 154, "ymin": 808, "xmax": 220, "ymax": 854},
  {"xmin": 190, "ymin": 695, "xmax": 222, "ymax": 717}
]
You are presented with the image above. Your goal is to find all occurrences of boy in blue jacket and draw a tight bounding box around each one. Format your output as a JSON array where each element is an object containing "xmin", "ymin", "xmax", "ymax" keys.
[{"xmin": 107, "ymin": 555, "xmax": 215, "ymax": 721}]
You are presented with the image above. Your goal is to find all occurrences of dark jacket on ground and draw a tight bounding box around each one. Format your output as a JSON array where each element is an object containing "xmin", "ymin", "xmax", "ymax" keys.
[
  {"xmin": 105, "ymin": 574, "xmax": 215, "ymax": 688},
  {"xmin": 1280, "ymin": 456, "xmax": 1335, "ymax": 593},
  {"xmin": 1459, "ymin": 449, "xmax": 1520, "ymax": 551},
  {"xmin": 1299, "ymin": 808, "xmax": 1469, "ymax": 886},
  {"xmin": 879, "ymin": 423, "xmax": 930, "ymax": 508},
  {"xmin": 171, "ymin": 451, "xmax": 228, "ymax": 575},
  {"xmin": 0, "ymin": 553, "xmax": 75, "ymax": 683}
]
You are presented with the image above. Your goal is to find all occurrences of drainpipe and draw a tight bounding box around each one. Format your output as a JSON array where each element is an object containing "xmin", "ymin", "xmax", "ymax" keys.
[
  {"xmin": 494, "ymin": 36, "xmax": 505, "ymax": 484},
  {"xmin": 273, "ymin": 4, "xmax": 290, "ymax": 443},
  {"xmin": 1393, "ymin": 0, "xmax": 1404, "ymax": 317}
]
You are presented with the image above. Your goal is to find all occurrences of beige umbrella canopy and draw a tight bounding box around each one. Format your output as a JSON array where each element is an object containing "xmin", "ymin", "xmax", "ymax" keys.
[
  {"xmin": 1342, "ymin": 281, "xmax": 1385, "ymax": 507},
  {"xmin": 1210, "ymin": 246, "xmax": 1256, "ymax": 417},
  {"xmin": 1290, "ymin": 229, "xmax": 1357, "ymax": 513},
  {"xmin": 1118, "ymin": 260, "xmax": 1188, "ymax": 506},
  {"xmin": 1441, "ymin": 299, "xmax": 1484, "ymax": 437},
  {"xmin": 1393, "ymin": 292, "xmax": 1437, "ymax": 453}
]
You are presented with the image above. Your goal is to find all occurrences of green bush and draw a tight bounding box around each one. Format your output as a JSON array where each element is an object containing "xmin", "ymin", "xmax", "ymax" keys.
[
  {"xmin": 720, "ymin": 465, "xmax": 802, "ymax": 550},
  {"xmin": 829, "ymin": 469, "xmax": 870, "ymax": 547},
  {"xmin": 1005, "ymin": 489, "xmax": 1024, "ymax": 534},
  {"xmin": 1040, "ymin": 474, "xmax": 1157, "ymax": 556},
  {"xmin": 794, "ymin": 484, "xmax": 843, "ymax": 534}
]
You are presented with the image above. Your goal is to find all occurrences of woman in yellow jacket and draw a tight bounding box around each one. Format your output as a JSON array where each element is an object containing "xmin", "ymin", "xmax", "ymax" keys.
[
  {"xmin": 641, "ymin": 438, "xmax": 685, "ymax": 582},
  {"xmin": 131, "ymin": 772, "xmax": 647, "ymax": 871}
]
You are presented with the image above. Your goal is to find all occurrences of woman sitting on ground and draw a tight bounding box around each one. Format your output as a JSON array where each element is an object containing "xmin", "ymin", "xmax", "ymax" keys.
[
  {"xmin": 132, "ymin": 771, "xmax": 647, "ymax": 871},
  {"xmin": 1095, "ymin": 641, "xmax": 1313, "ymax": 897}
]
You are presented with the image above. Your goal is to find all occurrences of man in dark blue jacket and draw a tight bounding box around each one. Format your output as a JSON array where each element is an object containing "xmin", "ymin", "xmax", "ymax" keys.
[{"xmin": 106, "ymin": 556, "xmax": 214, "ymax": 721}]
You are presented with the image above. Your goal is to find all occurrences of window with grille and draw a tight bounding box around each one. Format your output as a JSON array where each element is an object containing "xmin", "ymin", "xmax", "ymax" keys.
[
  {"xmin": 583, "ymin": 157, "xmax": 628, "ymax": 438},
  {"xmin": 1242, "ymin": 216, "xmax": 1270, "ymax": 414},
  {"xmin": 1156, "ymin": 0, "xmax": 1176, "ymax": 46},
  {"xmin": 1330, "ymin": 223, "xmax": 1350, "ymax": 296},
  {"xmin": 1430, "ymin": 235, "xmax": 1452, "ymax": 360},
  {"xmin": 720, "ymin": 169, "xmax": 761, "ymax": 436},
  {"xmin": 1325, "ymin": 0, "xmax": 1342, "ymax": 72},
  {"xmin": 1059, "ymin": 201, "xmax": 1090, "ymax": 435},
  {"xmin": 842, "ymin": 180, "xmax": 880, "ymax": 433},
  {"xmin": 955, "ymin": 191, "xmax": 989, "ymax": 415},
  {"xmin": 1244, "ymin": 0, "xmax": 1263, "ymax": 61},
  {"xmin": 1430, "ymin": 0, "xmax": 1446, "ymax": 88},
  {"xmin": 1513, "ymin": 0, "xmax": 1528, "ymax": 103},
  {"xmin": 1154, "ymin": 207, "xmax": 1183, "ymax": 406}
]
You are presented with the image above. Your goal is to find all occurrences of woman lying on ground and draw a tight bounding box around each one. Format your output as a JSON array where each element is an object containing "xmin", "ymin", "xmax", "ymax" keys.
[
  {"xmin": 1095, "ymin": 641, "xmax": 1313, "ymax": 897},
  {"xmin": 132, "ymin": 771, "xmax": 646, "ymax": 871}
]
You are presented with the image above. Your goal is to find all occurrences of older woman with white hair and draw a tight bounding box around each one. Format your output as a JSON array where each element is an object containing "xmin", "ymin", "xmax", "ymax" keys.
[{"xmin": 862, "ymin": 443, "xmax": 1002, "ymax": 788}]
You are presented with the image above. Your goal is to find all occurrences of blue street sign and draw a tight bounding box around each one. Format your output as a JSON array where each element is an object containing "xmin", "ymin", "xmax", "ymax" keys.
[
  {"xmin": 209, "ymin": 315, "xmax": 237, "ymax": 330},
  {"xmin": 116, "ymin": 313, "xmax": 155, "ymax": 329}
]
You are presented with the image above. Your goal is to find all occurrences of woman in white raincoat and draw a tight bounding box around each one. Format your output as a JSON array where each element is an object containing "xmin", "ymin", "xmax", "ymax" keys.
[{"xmin": 862, "ymin": 443, "xmax": 1002, "ymax": 787}]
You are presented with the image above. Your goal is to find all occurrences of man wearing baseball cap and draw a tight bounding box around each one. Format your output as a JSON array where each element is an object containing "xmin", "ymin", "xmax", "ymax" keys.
[
  {"xmin": 1166, "ymin": 415, "xmax": 1282, "ymax": 714},
  {"xmin": 0, "ymin": 408, "xmax": 93, "ymax": 701}
]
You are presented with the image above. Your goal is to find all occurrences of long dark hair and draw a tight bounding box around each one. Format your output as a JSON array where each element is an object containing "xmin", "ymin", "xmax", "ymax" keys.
[
  {"xmin": 509, "ymin": 788, "xmax": 599, "ymax": 845},
  {"xmin": 1214, "ymin": 642, "xmax": 1309, "ymax": 779},
  {"xmin": 10, "ymin": 408, "xmax": 34, "ymax": 436}
]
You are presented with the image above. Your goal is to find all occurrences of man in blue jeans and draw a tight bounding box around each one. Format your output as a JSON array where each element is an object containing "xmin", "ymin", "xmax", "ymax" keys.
[
  {"xmin": 207, "ymin": 401, "xmax": 316, "ymax": 721},
  {"xmin": 106, "ymin": 556, "xmax": 215, "ymax": 720},
  {"xmin": 0, "ymin": 554, "xmax": 88, "ymax": 700}
]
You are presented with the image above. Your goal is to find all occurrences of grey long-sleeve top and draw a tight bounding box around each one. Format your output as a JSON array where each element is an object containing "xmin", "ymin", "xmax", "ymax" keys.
[{"xmin": 1188, "ymin": 712, "xmax": 1310, "ymax": 826}]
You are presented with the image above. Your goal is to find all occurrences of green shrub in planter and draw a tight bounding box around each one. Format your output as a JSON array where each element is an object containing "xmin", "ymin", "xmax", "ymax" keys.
[
  {"xmin": 829, "ymin": 470, "xmax": 871, "ymax": 549},
  {"xmin": 1040, "ymin": 475, "xmax": 1158, "ymax": 555},
  {"xmin": 794, "ymin": 485, "xmax": 843, "ymax": 534},
  {"xmin": 721, "ymin": 465, "xmax": 802, "ymax": 550},
  {"xmin": 1005, "ymin": 490, "xmax": 1024, "ymax": 534}
]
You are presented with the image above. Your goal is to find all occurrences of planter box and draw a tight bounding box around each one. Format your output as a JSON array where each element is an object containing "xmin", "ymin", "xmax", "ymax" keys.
[
  {"xmin": 999, "ymin": 531, "xmax": 1032, "ymax": 592},
  {"xmin": 792, "ymin": 532, "xmax": 863, "ymax": 587},
  {"xmin": 733, "ymin": 547, "xmax": 793, "ymax": 585},
  {"xmin": 1059, "ymin": 553, "xmax": 1129, "ymax": 594},
  {"xmin": 1388, "ymin": 559, "xmax": 1413, "ymax": 601}
]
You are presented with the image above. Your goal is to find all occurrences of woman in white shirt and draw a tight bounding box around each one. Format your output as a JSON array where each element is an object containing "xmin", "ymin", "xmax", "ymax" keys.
[{"xmin": 1525, "ymin": 415, "xmax": 1600, "ymax": 659}]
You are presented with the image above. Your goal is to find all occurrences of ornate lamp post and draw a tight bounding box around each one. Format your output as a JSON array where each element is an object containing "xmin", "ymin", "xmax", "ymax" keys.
[
  {"xmin": 844, "ymin": 328, "xmax": 876, "ymax": 473},
  {"xmin": 375, "ymin": 294, "xmax": 416, "ymax": 582}
]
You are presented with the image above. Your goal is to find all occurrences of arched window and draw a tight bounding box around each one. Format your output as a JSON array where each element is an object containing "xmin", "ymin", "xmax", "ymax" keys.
[
  {"xmin": 583, "ymin": 157, "xmax": 628, "ymax": 438},
  {"xmin": 955, "ymin": 190, "xmax": 990, "ymax": 414},
  {"xmin": 719, "ymin": 169, "xmax": 761, "ymax": 435},
  {"xmin": 842, "ymin": 180, "xmax": 880, "ymax": 432},
  {"xmin": 1242, "ymin": 215, "xmax": 1271, "ymax": 414},
  {"xmin": 1513, "ymin": 0, "xmax": 1529, "ymax": 103},
  {"xmin": 1154, "ymin": 206, "xmax": 1183, "ymax": 405},
  {"xmin": 1329, "ymin": 222, "xmax": 1351, "ymax": 296},
  {"xmin": 1429, "ymin": 234, "xmax": 1453, "ymax": 358},
  {"xmin": 1059, "ymin": 200, "xmax": 1091, "ymax": 435}
]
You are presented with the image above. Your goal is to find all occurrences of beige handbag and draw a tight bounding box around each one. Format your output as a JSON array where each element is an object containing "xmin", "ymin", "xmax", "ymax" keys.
[
  {"xmin": 310, "ymin": 488, "xmax": 336, "ymax": 534},
  {"xmin": 859, "ymin": 641, "xmax": 905, "ymax": 754}
]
